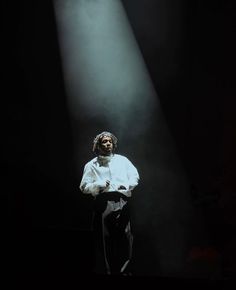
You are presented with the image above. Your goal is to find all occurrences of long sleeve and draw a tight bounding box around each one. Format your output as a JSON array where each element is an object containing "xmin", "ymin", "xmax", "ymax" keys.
[
  {"xmin": 80, "ymin": 163, "xmax": 106, "ymax": 197},
  {"xmin": 125, "ymin": 157, "xmax": 140, "ymax": 190}
]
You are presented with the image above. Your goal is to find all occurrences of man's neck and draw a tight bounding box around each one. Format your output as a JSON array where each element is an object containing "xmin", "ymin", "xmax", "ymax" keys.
[{"xmin": 99, "ymin": 153, "xmax": 113, "ymax": 157}]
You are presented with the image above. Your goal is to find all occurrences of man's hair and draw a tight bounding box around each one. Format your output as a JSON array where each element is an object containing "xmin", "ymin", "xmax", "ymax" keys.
[{"xmin": 92, "ymin": 131, "xmax": 118, "ymax": 153}]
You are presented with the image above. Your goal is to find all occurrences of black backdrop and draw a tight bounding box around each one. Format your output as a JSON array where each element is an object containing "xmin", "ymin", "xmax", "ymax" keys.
[{"xmin": 3, "ymin": 0, "xmax": 236, "ymax": 281}]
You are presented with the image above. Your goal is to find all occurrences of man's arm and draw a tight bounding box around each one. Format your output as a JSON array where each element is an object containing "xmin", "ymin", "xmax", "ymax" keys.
[
  {"xmin": 125, "ymin": 157, "xmax": 140, "ymax": 190},
  {"xmin": 80, "ymin": 163, "xmax": 109, "ymax": 197}
]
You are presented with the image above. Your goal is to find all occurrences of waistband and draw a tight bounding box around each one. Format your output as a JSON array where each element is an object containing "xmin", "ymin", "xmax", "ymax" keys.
[{"xmin": 98, "ymin": 191, "xmax": 129, "ymax": 202}]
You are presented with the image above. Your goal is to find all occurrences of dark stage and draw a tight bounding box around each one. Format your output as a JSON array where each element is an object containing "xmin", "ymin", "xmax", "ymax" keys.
[{"xmin": 3, "ymin": 0, "xmax": 236, "ymax": 285}]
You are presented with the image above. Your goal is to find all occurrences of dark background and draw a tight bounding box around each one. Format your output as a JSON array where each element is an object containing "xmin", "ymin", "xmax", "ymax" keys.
[{"xmin": 2, "ymin": 0, "xmax": 235, "ymax": 281}]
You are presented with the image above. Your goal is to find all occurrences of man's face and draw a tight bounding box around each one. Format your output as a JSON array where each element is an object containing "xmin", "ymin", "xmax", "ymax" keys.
[{"xmin": 99, "ymin": 136, "xmax": 113, "ymax": 155}]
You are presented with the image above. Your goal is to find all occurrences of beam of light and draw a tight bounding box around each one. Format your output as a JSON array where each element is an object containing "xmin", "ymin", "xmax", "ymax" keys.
[
  {"xmin": 53, "ymin": 0, "xmax": 158, "ymax": 140},
  {"xmin": 53, "ymin": 0, "xmax": 194, "ymax": 277}
]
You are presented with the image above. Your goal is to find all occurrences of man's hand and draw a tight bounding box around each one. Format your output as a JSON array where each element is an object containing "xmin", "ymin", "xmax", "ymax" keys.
[
  {"xmin": 99, "ymin": 180, "xmax": 110, "ymax": 193},
  {"xmin": 118, "ymin": 185, "xmax": 126, "ymax": 190}
]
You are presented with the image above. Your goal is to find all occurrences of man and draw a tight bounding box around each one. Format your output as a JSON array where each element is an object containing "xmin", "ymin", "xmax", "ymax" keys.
[{"xmin": 80, "ymin": 131, "xmax": 139, "ymax": 275}]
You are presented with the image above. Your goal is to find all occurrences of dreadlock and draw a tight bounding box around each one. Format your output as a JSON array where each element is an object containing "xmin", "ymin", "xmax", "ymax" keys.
[{"xmin": 92, "ymin": 131, "xmax": 118, "ymax": 154}]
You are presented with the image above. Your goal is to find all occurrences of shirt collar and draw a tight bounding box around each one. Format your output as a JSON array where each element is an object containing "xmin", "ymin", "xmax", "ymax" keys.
[{"xmin": 97, "ymin": 154, "xmax": 114, "ymax": 166}]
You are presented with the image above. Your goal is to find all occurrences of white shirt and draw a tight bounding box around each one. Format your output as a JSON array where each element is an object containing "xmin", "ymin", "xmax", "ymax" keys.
[{"xmin": 80, "ymin": 154, "xmax": 139, "ymax": 197}]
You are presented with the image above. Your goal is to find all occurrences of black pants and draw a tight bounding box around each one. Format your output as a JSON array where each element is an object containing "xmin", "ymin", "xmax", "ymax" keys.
[{"xmin": 92, "ymin": 192, "xmax": 133, "ymax": 275}]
